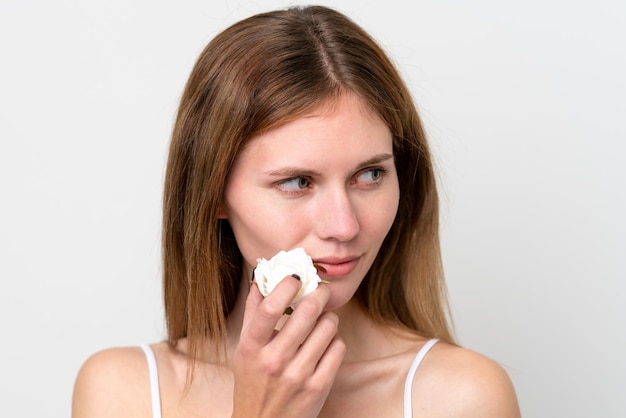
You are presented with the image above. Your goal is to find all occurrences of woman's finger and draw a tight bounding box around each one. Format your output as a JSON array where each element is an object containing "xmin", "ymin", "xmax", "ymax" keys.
[
  {"xmin": 240, "ymin": 275, "xmax": 302, "ymax": 348},
  {"xmin": 269, "ymin": 284, "xmax": 330, "ymax": 358},
  {"xmin": 241, "ymin": 281, "xmax": 263, "ymax": 332},
  {"xmin": 310, "ymin": 336, "xmax": 346, "ymax": 388},
  {"xmin": 291, "ymin": 311, "xmax": 339, "ymax": 373}
]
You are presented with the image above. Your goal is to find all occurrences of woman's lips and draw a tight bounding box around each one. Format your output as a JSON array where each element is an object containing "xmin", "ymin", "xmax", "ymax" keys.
[{"xmin": 313, "ymin": 257, "xmax": 360, "ymax": 278}]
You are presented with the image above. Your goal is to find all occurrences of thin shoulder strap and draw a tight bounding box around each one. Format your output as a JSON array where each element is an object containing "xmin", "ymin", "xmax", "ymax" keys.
[
  {"xmin": 403, "ymin": 338, "xmax": 439, "ymax": 418},
  {"xmin": 140, "ymin": 344, "xmax": 163, "ymax": 418}
]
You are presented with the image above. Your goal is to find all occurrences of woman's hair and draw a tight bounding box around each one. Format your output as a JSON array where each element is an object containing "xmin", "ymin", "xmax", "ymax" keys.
[{"xmin": 162, "ymin": 5, "xmax": 455, "ymax": 363}]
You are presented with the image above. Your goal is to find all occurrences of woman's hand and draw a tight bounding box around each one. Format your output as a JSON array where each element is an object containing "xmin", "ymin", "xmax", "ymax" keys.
[{"xmin": 231, "ymin": 275, "xmax": 345, "ymax": 418}]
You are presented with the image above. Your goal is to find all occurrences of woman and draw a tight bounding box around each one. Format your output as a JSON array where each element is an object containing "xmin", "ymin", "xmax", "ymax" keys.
[{"xmin": 73, "ymin": 5, "xmax": 520, "ymax": 417}]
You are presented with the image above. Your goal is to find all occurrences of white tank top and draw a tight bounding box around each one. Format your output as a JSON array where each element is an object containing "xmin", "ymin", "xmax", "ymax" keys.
[{"xmin": 140, "ymin": 338, "xmax": 439, "ymax": 418}]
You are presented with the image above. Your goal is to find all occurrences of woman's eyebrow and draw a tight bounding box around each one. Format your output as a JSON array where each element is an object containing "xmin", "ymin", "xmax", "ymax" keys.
[
  {"xmin": 265, "ymin": 167, "xmax": 320, "ymax": 177},
  {"xmin": 356, "ymin": 153, "xmax": 394, "ymax": 169},
  {"xmin": 265, "ymin": 153, "xmax": 394, "ymax": 177}
]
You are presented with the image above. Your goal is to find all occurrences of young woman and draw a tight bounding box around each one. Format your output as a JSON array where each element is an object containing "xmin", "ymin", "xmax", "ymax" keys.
[{"xmin": 73, "ymin": 6, "xmax": 520, "ymax": 417}]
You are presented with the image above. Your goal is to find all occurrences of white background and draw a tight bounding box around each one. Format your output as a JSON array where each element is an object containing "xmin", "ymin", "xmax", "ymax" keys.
[{"xmin": 1, "ymin": 0, "xmax": 624, "ymax": 416}]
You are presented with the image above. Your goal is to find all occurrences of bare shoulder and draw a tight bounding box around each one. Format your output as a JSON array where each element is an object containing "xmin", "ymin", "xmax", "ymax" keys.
[
  {"xmin": 412, "ymin": 342, "xmax": 521, "ymax": 418},
  {"xmin": 72, "ymin": 346, "xmax": 152, "ymax": 418}
]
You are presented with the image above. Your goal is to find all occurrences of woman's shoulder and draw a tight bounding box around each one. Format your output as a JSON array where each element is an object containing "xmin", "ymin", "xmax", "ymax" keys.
[
  {"xmin": 72, "ymin": 345, "xmax": 156, "ymax": 418},
  {"xmin": 412, "ymin": 341, "xmax": 521, "ymax": 417}
]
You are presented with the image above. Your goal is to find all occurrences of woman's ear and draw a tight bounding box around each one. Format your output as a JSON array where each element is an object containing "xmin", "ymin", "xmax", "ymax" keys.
[{"xmin": 217, "ymin": 203, "xmax": 228, "ymax": 219}]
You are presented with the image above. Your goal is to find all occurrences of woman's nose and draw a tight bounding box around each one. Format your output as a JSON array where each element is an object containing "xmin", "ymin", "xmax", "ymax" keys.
[{"xmin": 315, "ymin": 187, "xmax": 360, "ymax": 242}]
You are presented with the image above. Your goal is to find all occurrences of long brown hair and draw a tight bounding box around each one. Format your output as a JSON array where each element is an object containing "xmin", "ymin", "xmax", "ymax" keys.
[{"xmin": 162, "ymin": 5, "xmax": 454, "ymax": 365}]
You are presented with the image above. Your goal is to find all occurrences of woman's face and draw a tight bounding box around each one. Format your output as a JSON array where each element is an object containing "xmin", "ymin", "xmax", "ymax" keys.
[{"xmin": 222, "ymin": 93, "xmax": 399, "ymax": 310}]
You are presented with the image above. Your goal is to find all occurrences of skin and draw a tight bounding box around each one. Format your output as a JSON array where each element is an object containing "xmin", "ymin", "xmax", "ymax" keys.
[{"xmin": 72, "ymin": 93, "xmax": 521, "ymax": 418}]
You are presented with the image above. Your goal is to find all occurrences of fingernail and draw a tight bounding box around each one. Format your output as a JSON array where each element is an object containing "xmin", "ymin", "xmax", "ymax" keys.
[{"xmin": 291, "ymin": 274, "xmax": 301, "ymax": 281}]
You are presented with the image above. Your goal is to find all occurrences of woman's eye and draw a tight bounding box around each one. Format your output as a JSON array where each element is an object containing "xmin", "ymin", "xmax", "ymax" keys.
[
  {"xmin": 356, "ymin": 168, "xmax": 386, "ymax": 184},
  {"xmin": 279, "ymin": 176, "xmax": 310, "ymax": 190}
]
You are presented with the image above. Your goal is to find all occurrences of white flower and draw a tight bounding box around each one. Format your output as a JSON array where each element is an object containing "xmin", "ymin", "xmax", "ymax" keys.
[{"xmin": 254, "ymin": 247, "xmax": 322, "ymax": 307}]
